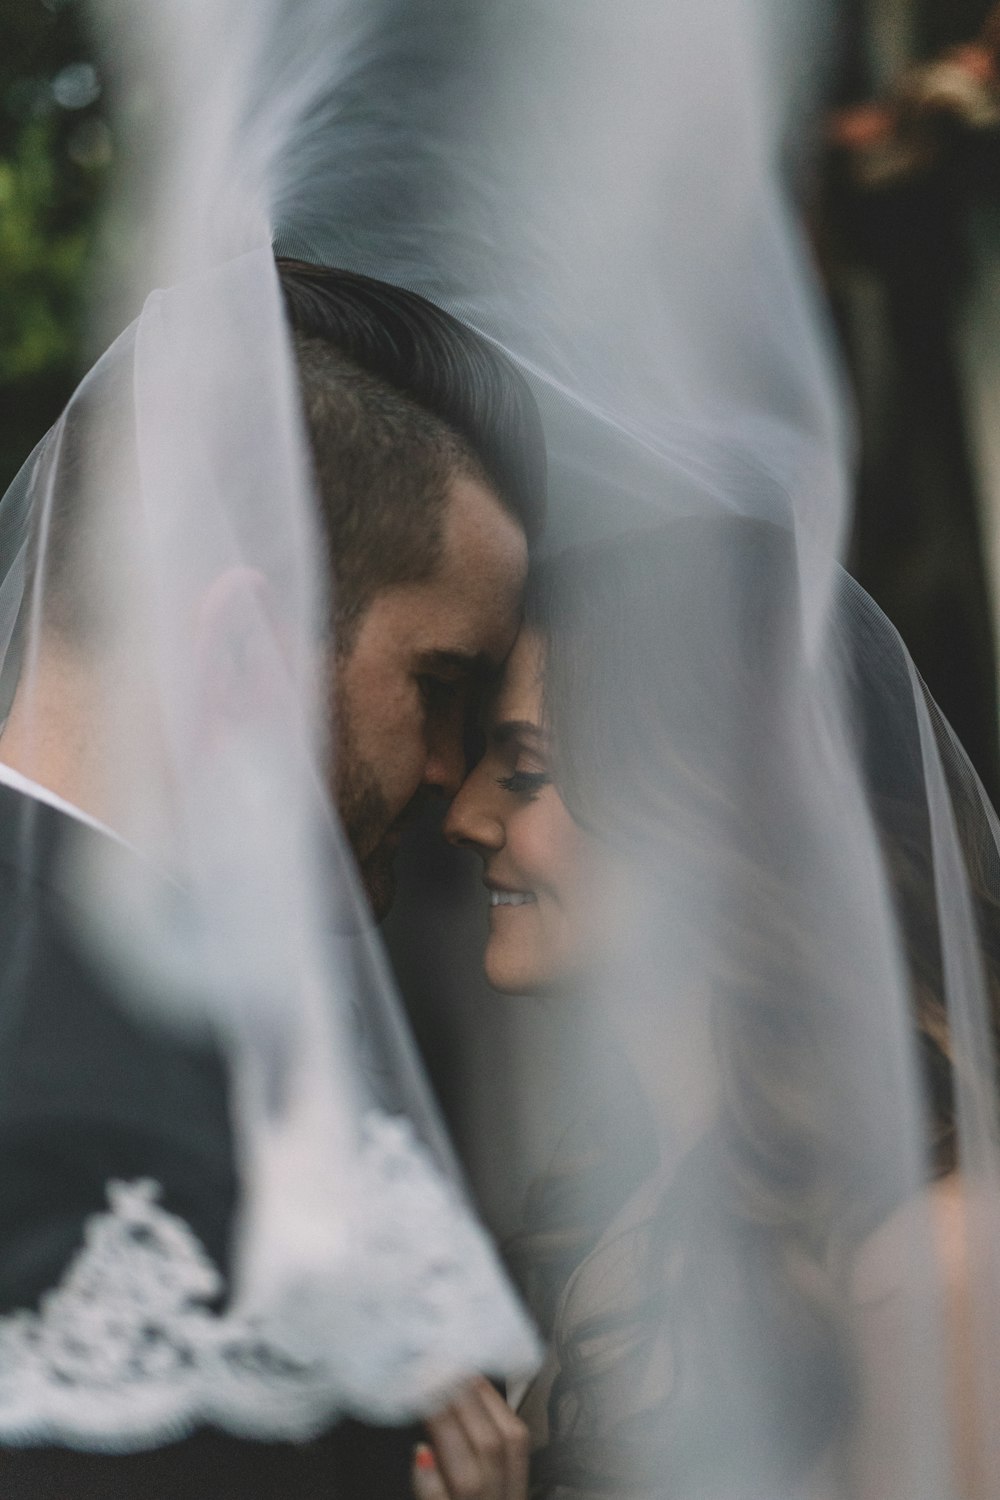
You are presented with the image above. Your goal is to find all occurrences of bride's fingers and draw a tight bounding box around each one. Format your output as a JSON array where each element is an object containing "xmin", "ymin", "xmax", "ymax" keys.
[
  {"xmin": 411, "ymin": 1442, "xmax": 450, "ymax": 1500},
  {"xmin": 424, "ymin": 1403, "xmax": 500, "ymax": 1499},
  {"xmin": 417, "ymin": 1380, "xmax": 531, "ymax": 1500},
  {"xmin": 467, "ymin": 1378, "xmax": 531, "ymax": 1500},
  {"xmin": 441, "ymin": 1379, "xmax": 530, "ymax": 1500}
]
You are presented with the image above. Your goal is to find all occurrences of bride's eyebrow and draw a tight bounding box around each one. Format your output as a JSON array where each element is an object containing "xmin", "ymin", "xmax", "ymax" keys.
[{"xmin": 491, "ymin": 719, "xmax": 544, "ymax": 746}]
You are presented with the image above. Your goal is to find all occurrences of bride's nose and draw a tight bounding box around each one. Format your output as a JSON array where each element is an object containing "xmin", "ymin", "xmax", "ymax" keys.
[{"xmin": 443, "ymin": 765, "xmax": 505, "ymax": 854}]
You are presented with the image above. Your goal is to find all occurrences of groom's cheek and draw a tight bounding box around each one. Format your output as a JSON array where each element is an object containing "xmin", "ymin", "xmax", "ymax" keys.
[{"xmin": 463, "ymin": 714, "xmax": 487, "ymax": 777}]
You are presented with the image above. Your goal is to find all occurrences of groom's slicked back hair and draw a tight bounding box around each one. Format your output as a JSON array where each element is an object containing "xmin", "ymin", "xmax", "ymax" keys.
[{"xmin": 276, "ymin": 259, "xmax": 546, "ymax": 640}]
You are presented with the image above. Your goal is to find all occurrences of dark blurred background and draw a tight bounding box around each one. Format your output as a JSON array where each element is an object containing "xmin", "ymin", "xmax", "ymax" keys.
[
  {"xmin": 0, "ymin": 0, "xmax": 109, "ymax": 493},
  {"xmin": 821, "ymin": 0, "xmax": 1000, "ymax": 802}
]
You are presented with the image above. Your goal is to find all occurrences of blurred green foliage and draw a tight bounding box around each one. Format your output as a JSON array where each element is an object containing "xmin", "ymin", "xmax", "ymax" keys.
[{"xmin": 0, "ymin": 0, "xmax": 110, "ymax": 491}]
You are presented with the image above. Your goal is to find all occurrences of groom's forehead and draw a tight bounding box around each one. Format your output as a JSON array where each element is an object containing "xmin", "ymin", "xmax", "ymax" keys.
[
  {"xmin": 385, "ymin": 501, "xmax": 527, "ymax": 668},
  {"xmin": 436, "ymin": 472, "xmax": 529, "ymax": 581},
  {"xmin": 400, "ymin": 582, "xmax": 522, "ymax": 676}
]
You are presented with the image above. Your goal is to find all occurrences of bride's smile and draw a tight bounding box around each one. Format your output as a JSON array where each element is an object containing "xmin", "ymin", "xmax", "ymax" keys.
[
  {"xmin": 486, "ymin": 886, "xmax": 537, "ymax": 906},
  {"xmin": 444, "ymin": 628, "xmax": 603, "ymax": 996}
]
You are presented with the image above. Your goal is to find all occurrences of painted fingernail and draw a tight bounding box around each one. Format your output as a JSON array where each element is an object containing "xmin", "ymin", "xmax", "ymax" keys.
[{"xmin": 414, "ymin": 1443, "xmax": 436, "ymax": 1472}]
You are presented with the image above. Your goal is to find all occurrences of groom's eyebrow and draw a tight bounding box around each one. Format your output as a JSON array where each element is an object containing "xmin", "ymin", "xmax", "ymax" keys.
[{"xmin": 417, "ymin": 648, "xmax": 497, "ymax": 681}]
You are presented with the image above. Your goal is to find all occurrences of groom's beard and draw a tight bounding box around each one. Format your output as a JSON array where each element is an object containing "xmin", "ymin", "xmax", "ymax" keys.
[
  {"xmin": 341, "ymin": 764, "xmax": 396, "ymax": 920},
  {"xmin": 334, "ymin": 706, "xmax": 398, "ymax": 921}
]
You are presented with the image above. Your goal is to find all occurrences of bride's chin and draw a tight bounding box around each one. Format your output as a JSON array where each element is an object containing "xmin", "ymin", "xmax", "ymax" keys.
[
  {"xmin": 484, "ymin": 960, "xmax": 534, "ymax": 996},
  {"xmin": 483, "ymin": 942, "xmax": 573, "ymax": 998},
  {"xmin": 483, "ymin": 940, "xmax": 539, "ymax": 997}
]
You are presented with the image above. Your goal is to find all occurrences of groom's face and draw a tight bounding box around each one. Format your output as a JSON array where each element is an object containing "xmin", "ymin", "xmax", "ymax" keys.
[{"xmin": 332, "ymin": 471, "xmax": 528, "ymax": 918}]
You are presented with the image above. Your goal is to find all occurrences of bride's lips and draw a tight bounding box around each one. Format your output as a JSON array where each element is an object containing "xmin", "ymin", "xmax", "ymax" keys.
[{"xmin": 484, "ymin": 879, "xmax": 537, "ymax": 908}]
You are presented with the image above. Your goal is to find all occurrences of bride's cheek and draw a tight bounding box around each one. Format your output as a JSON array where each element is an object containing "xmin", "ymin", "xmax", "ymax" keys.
[{"xmin": 527, "ymin": 796, "xmax": 580, "ymax": 886}]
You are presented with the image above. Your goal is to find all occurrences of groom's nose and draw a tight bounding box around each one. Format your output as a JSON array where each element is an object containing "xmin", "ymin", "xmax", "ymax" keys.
[{"xmin": 423, "ymin": 720, "xmax": 465, "ymax": 798}]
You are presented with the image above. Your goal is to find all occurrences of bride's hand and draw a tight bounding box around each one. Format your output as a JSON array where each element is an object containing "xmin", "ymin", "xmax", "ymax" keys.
[{"xmin": 410, "ymin": 1376, "xmax": 530, "ymax": 1500}]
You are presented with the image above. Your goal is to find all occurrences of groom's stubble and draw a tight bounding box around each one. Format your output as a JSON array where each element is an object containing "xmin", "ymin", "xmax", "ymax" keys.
[{"xmin": 334, "ymin": 685, "xmax": 401, "ymax": 920}]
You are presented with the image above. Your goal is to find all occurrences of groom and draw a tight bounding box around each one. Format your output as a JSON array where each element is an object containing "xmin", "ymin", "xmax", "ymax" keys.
[
  {"xmin": 0, "ymin": 259, "xmax": 545, "ymax": 1495},
  {"xmin": 278, "ymin": 261, "xmax": 545, "ymax": 920}
]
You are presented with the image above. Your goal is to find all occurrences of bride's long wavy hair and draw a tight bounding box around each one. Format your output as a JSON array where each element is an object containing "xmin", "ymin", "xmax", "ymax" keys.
[{"xmin": 508, "ymin": 518, "xmax": 1000, "ymax": 1498}]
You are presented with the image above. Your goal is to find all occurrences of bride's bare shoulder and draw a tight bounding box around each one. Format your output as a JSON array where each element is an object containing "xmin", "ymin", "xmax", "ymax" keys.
[
  {"xmin": 850, "ymin": 1173, "xmax": 980, "ymax": 1498},
  {"xmin": 851, "ymin": 1171, "xmax": 967, "ymax": 1304}
]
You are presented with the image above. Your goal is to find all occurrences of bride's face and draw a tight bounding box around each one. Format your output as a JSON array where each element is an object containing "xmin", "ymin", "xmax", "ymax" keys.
[{"xmin": 444, "ymin": 628, "xmax": 603, "ymax": 994}]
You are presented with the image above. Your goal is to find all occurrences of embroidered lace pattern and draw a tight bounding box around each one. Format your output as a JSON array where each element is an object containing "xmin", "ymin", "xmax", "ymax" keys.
[{"xmin": 0, "ymin": 1112, "xmax": 538, "ymax": 1451}]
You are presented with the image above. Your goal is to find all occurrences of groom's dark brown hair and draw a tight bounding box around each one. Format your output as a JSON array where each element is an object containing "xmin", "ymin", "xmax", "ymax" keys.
[{"xmin": 276, "ymin": 259, "xmax": 546, "ymax": 644}]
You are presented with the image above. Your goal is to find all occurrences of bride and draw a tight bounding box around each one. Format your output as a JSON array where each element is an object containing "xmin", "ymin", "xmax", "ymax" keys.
[{"xmin": 430, "ymin": 517, "xmax": 999, "ymax": 1499}]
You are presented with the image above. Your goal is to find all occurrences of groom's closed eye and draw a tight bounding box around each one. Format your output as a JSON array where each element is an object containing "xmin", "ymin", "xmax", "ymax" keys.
[
  {"xmin": 414, "ymin": 647, "xmax": 497, "ymax": 684},
  {"xmin": 417, "ymin": 674, "xmax": 463, "ymax": 707},
  {"xmin": 417, "ymin": 653, "xmax": 485, "ymax": 702},
  {"xmin": 414, "ymin": 649, "xmax": 498, "ymax": 765}
]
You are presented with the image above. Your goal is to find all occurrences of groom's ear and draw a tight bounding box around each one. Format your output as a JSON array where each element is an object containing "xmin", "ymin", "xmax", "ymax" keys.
[{"xmin": 194, "ymin": 566, "xmax": 291, "ymax": 740}]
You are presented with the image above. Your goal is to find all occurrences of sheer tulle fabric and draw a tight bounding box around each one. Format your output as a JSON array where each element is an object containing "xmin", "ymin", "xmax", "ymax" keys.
[
  {"xmin": 275, "ymin": 0, "xmax": 1000, "ymax": 1493},
  {"xmin": 0, "ymin": 0, "xmax": 997, "ymax": 1491},
  {"xmin": 0, "ymin": 0, "xmax": 542, "ymax": 1453},
  {"xmin": 498, "ymin": 524, "xmax": 1000, "ymax": 1497}
]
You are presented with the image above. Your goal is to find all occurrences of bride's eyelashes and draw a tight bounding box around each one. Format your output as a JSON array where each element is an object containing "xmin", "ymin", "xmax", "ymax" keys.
[{"xmin": 496, "ymin": 769, "xmax": 551, "ymax": 797}]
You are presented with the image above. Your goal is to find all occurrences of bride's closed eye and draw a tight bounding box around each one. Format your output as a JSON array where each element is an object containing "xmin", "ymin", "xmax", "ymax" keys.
[
  {"xmin": 496, "ymin": 769, "xmax": 551, "ymax": 797},
  {"xmin": 486, "ymin": 714, "xmax": 551, "ymax": 797}
]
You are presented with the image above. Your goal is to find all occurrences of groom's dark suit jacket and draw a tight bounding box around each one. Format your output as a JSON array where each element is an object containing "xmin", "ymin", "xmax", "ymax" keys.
[{"xmin": 0, "ymin": 781, "xmax": 417, "ymax": 1498}]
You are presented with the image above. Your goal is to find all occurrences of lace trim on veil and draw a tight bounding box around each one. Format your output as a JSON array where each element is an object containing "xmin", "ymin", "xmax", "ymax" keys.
[{"xmin": 0, "ymin": 1112, "xmax": 538, "ymax": 1451}]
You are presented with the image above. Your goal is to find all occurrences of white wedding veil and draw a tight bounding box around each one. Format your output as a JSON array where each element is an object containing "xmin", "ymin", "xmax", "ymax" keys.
[
  {"xmin": 0, "ymin": 0, "xmax": 998, "ymax": 1491},
  {"xmin": 0, "ymin": 0, "xmax": 542, "ymax": 1454}
]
